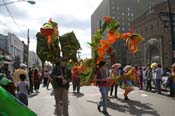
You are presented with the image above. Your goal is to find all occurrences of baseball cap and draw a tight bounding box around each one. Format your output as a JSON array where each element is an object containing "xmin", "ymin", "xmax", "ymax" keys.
[{"xmin": 20, "ymin": 63, "xmax": 27, "ymax": 67}]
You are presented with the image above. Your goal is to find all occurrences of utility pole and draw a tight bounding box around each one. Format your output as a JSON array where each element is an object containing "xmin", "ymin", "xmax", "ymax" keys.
[
  {"xmin": 167, "ymin": 0, "xmax": 175, "ymax": 63},
  {"xmin": 27, "ymin": 29, "xmax": 30, "ymax": 68}
]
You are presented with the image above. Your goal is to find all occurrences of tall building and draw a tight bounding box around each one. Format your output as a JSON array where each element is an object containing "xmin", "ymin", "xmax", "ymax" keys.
[
  {"xmin": 91, "ymin": 0, "xmax": 165, "ymax": 66},
  {"xmin": 129, "ymin": 1, "xmax": 175, "ymax": 67}
]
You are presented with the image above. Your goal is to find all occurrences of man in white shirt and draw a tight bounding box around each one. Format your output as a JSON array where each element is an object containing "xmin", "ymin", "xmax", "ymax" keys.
[{"xmin": 155, "ymin": 64, "xmax": 162, "ymax": 94}]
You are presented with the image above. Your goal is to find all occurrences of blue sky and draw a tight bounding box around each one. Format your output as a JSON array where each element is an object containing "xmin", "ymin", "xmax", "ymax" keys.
[{"xmin": 0, "ymin": 0, "xmax": 102, "ymax": 59}]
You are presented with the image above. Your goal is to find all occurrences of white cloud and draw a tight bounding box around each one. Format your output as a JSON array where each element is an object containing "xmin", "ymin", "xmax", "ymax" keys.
[{"xmin": 0, "ymin": 0, "xmax": 102, "ymax": 59}]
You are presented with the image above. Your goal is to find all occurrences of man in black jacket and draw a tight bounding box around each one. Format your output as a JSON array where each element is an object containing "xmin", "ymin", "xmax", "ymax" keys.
[{"xmin": 50, "ymin": 57, "xmax": 72, "ymax": 116}]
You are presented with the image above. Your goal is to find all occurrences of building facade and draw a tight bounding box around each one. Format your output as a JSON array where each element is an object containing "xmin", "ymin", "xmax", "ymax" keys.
[
  {"xmin": 91, "ymin": 0, "xmax": 166, "ymax": 66},
  {"xmin": 7, "ymin": 33, "xmax": 24, "ymax": 63},
  {"xmin": 129, "ymin": 1, "xmax": 175, "ymax": 67},
  {"xmin": 0, "ymin": 33, "xmax": 28, "ymax": 71},
  {"xmin": 0, "ymin": 34, "xmax": 8, "ymax": 51}
]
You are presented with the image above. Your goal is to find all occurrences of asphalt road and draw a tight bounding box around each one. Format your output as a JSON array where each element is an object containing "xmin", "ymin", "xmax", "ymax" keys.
[{"xmin": 28, "ymin": 84, "xmax": 175, "ymax": 116}]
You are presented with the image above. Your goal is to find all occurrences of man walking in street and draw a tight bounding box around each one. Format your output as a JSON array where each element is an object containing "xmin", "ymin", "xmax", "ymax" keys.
[
  {"xmin": 95, "ymin": 61, "xmax": 110, "ymax": 116},
  {"xmin": 50, "ymin": 58, "xmax": 72, "ymax": 116}
]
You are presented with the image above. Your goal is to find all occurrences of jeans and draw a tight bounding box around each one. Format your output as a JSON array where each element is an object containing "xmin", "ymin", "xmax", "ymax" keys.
[
  {"xmin": 156, "ymin": 79, "xmax": 161, "ymax": 94},
  {"xmin": 17, "ymin": 93, "xmax": 28, "ymax": 106},
  {"xmin": 99, "ymin": 86, "xmax": 108, "ymax": 112},
  {"xmin": 170, "ymin": 81, "xmax": 175, "ymax": 96}
]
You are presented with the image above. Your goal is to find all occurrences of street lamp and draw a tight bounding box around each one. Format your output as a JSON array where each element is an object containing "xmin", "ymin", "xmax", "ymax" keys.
[{"xmin": 0, "ymin": 0, "xmax": 35, "ymax": 6}]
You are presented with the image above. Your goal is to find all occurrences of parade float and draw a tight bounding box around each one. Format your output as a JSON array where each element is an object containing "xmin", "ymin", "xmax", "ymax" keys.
[
  {"xmin": 79, "ymin": 16, "xmax": 144, "ymax": 86},
  {"xmin": 36, "ymin": 17, "xmax": 144, "ymax": 86}
]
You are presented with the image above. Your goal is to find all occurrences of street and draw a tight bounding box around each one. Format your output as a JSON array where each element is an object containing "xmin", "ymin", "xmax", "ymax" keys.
[{"xmin": 29, "ymin": 84, "xmax": 175, "ymax": 116}]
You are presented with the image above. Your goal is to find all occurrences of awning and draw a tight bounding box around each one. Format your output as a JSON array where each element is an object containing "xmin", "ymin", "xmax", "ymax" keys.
[
  {"xmin": 0, "ymin": 61, "xmax": 13, "ymax": 64},
  {"xmin": 0, "ymin": 54, "xmax": 12, "ymax": 62}
]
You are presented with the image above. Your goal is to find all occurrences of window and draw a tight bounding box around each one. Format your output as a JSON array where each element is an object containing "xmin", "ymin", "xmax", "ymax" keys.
[
  {"xmin": 112, "ymin": 1, "xmax": 114, "ymax": 5},
  {"xmin": 157, "ymin": 21, "xmax": 159, "ymax": 28},
  {"xmin": 112, "ymin": 6, "xmax": 115, "ymax": 10},
  {"xmin": 145, "ymin": 26, "xmax": 148, "ymax": 32},
  {"xmin": 128, "ymin": 13, "xmax": 130, "ymax": 16},
  {"xmin": 150, "ymin": 24, "xmax": 153, "ymax": 30},
  {"xmin": 99, "ymin": 20, "xmax": 102, "ymax": 29},
  {"xmin": 122, "ymin": 17, "xmax": 125, "ymax": 21},
  {"xmin": 122, "ymin": 12, "xmax": 125, "ymax": 16}
]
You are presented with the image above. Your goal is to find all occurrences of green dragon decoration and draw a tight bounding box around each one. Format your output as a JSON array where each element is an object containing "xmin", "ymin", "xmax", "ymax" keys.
[{"xmin": 36, "ymin": 19, "xmax": 81, "ymax": 65}]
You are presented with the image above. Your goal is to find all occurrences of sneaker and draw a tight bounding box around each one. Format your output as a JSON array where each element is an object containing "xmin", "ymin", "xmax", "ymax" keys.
[
  {"xmin": 102, "ymin": 111, "xmax": 110, "ymax": 115},
  {"xmin": 97, "ymin": 104, "xmax": 101, "ymax": 112},
  {"xmin": 50, "ymin": 91, "xmax": 54, "ymax": 96},
  {"xmin": 124, "ymin": 96, "xmax": 130, "ymax": 100},
  {"xmin": 114, "ymin": 96, "xmax": 118, "ymax": 98}
]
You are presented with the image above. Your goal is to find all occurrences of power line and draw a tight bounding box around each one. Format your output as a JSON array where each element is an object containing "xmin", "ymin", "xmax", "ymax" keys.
[{"xmin": 1, "ymin": 0, "xmax": 26, "ymax": 37}]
